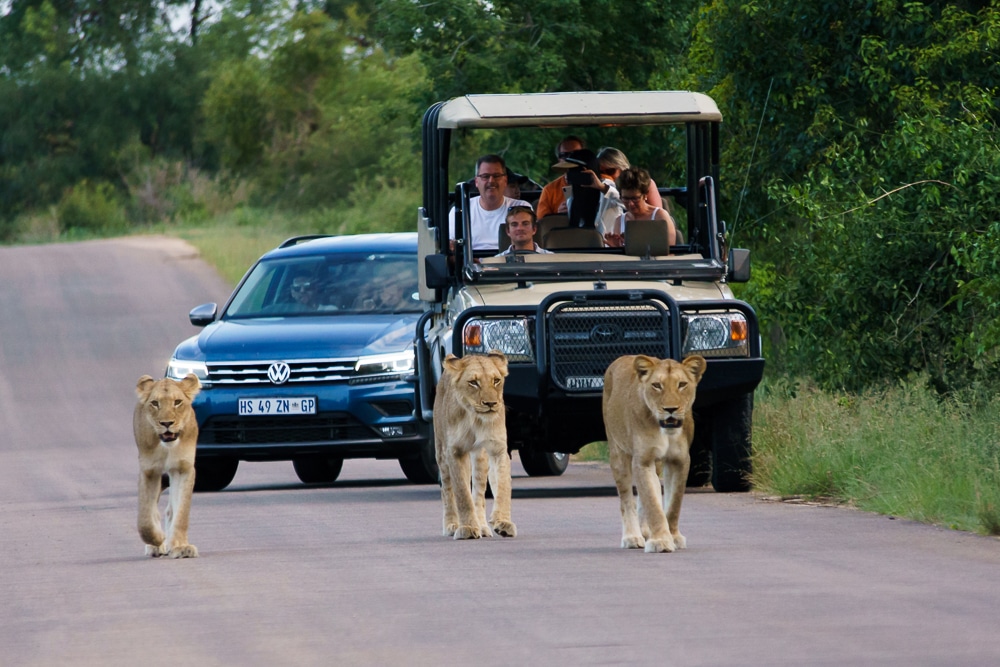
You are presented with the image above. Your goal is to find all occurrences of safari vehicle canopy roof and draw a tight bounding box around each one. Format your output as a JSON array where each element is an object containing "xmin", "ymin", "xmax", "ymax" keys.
[{"xmin": 432, "ymin": 91, "xmax": 722, "ymax": 129}]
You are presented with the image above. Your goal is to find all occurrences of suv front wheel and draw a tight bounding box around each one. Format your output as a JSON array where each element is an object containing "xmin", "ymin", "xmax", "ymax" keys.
[{"xmin": 194, "ymin": 457, "xmax": 239, "ymax": 492}]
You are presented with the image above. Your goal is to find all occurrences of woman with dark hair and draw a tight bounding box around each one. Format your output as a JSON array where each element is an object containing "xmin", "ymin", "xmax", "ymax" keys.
[{"xmin": 604, "ymin": 167, "xmax": 676, "ymax": 248}]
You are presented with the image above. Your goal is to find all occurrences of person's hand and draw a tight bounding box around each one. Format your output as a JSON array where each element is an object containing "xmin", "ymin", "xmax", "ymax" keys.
[
  {"xmin": 556, "ymin": 201, "xmax": 568, "ymax": 213},
  {"xmin": 604, "ymin": 232, "xmax": 624, "ymax": 248}
]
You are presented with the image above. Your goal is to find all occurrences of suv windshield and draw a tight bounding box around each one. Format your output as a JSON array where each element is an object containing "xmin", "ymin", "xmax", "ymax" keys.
[{"xmin": 225, "ymin": 252, "xmax": 421, "ymax": 318}]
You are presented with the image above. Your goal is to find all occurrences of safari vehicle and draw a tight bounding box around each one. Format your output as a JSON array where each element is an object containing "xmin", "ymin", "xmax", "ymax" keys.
[{"xmin": 414, "ymin": 91, "xmax": 764, "ymax": 492}]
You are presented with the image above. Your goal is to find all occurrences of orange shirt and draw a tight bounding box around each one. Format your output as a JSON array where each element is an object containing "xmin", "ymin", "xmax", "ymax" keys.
[{"xmin": 536, "ymin": 174, "xmax": 568, "ymax": 219}]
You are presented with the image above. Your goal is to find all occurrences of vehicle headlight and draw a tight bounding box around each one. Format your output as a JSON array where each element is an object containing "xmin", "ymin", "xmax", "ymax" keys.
[
  {"xmin": 166, "ymin": 359, "xmax": 209, "ymax": 382},
  {"xmin": 462, "ymin": 317, "xmax": 534, "ymax": 362},
  {"xmin": 682, "ymin": 313, "xmax": 749, "ymax": 358},
  {"xmin": 355, "ymin": 351, "xmax": 414, "ymax": 378}
]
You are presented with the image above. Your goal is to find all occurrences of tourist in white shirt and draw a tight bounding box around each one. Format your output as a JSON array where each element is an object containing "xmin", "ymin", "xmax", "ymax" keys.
[{"xmin": 449, "ymin": 154, "xmax": 531, "ymax": 251}]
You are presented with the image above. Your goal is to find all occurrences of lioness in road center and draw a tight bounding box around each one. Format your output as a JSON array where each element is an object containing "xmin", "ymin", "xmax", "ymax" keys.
[
  {"xmin": 133, "ymin": 374, "xmax": 201, "ymax": 558},
  {"xmin": 433, "ymin": 352, "xmax": 516, "ymax": 539},
  {"xmin": 602, "ymin": 354, "xmax": 706, "ymax": 553}
]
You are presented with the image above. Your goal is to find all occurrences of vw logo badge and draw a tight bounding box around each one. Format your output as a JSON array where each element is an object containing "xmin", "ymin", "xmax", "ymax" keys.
[
  {"xmin": 590, "ymin": 323, "xmax": 620, "ymax": 343},
  {"xmin": 267, "ymin": 362, "xmax": 291, "ymax": 385}
]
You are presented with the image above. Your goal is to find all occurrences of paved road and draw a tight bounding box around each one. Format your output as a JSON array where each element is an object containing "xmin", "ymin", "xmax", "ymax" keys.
[{"xmin": 2, "ymin": 237, "xmax": 999, "ymax": 666}]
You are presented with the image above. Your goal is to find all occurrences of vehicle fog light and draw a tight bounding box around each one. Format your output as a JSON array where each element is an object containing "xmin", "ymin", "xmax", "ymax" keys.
[{"xmin": 379, "ymin": 425, "xmax": 406, "ymax": 437}]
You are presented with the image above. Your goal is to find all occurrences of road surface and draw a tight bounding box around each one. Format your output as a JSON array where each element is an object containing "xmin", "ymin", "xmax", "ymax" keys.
[{"xmin": 1, "ymin": 236, "xmax": 999, "ymax": 666}]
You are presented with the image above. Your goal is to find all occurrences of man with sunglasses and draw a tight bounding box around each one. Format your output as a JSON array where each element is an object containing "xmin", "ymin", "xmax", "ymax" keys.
[
  {"xmin": 496, "ymin": 206, "xmax": 553, "ymax": 256},
  {"xmin": 449, "ymin": 154, "xmax": 531, "ymax": 251}
]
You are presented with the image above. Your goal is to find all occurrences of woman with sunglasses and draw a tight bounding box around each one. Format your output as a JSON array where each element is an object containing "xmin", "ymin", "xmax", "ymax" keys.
[{"xmin": 603, "ymin": 167, "xmax": 676, "ymax": 248}]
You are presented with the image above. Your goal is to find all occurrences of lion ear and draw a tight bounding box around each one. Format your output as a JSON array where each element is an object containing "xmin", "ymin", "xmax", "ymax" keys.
[
  {"xmin": 179, "ymin": 373, "xmax": 202, "ymax": 400},
  {"xmin": 632, "ymin": 355, "xmax": 656, "ymax": 380},
  {"xmin": 682, "ymin": 355, "xmax": 707, "ymax": 382},
  {"xmin": 136, "ymin": 375, "xmax": 156, "ymax": 401},
  {"xmin": 443, "ymin": 354, "xmax": 462, "ymax": 374},
  {"xmin": 487, "ymin": 350, "xmax": 508, "ymax": 376}
]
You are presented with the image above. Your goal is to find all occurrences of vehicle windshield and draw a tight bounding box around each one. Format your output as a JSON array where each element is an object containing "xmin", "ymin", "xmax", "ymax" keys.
[{"xmin": 224, "ymin": 252, "xmax": 421, "ymax": 318}]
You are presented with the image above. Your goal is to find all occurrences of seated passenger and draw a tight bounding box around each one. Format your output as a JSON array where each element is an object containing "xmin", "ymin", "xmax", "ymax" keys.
[
  {"xmin": 354, "ymin": 267, "xmax": 418, "ymax": 312},
  {"xmin": 604, "ymin": 167, "xmax": 676, "ymax": 248},
  {"xmin": 496, "ymin": 206, "xmax": 553, "ymax": 256},
  {"xmin": 537, "ymin": 139, "xmax": 662, "ymax": 219},
  {"xmin": 448, "ymin": 155, "xmax": 531, "ymax": 251}
]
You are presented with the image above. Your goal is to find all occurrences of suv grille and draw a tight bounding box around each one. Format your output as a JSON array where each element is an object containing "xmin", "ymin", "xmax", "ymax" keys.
[
  {"xmin": 206, "ymin": 358, "xmax": 356, "ymax": 385},
  {"xmin": 200, "ymin": 413, "xmax": 373, "ymax": 444},
  {"xmin": 548, "ymin": 301, "xmax": 671, "ymax": 392}
]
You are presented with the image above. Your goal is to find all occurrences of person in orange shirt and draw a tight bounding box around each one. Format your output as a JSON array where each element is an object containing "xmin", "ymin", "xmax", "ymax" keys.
[{"xmin": 536, "ymin": 137, "xmax": 663, "ymax": 219}]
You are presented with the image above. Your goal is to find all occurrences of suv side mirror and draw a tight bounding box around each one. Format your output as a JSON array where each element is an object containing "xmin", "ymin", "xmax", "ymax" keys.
[
  {"xmin": 728, "ymin": 249, "xmax": 751, "ymax": 283},
  {"xmin": 424, "ymin": 254, "xmax": 450, "ymax": 289},
  {"xmin": 189, "ymin": 303, "xmax": 218, "ymax": 327}
]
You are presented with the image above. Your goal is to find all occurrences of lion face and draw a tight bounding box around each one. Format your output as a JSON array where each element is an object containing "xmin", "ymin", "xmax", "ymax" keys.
[
  {"xmin": 632, "ymin": 355, "xmax": 706, "ymax": 429},
  {"xmin": 442, "ymin": 352, "xmax": 508, "ymax": 416},
  {"xmin": 135, "ymin": 374, "xmax": 201, "ymax": 446}
]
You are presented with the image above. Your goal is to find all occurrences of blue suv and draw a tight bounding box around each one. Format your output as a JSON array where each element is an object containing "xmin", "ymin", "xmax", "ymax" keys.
[{"xmin": 166, "ymin": 233, "xmax": 436, "ymax": 491}]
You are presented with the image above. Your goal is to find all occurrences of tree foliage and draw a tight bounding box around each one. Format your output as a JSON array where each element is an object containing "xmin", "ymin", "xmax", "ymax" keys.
[{"xmin": 686, "ymin": 0, "xmax": 1000, "ymax": 390}]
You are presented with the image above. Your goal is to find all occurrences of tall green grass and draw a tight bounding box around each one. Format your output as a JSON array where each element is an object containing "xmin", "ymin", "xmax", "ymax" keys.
[{"xmin": 753, "ymin": 378, "xmax": 1000, "ymax": 535}]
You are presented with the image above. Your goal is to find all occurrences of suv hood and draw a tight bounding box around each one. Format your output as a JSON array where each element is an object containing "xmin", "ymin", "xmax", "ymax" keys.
[{"xmin": 175, "ymin": 314, "xmax": 421, "ymax": 362}]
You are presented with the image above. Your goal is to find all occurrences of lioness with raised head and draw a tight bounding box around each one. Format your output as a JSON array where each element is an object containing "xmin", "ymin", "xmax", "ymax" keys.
[
  {"xmin": 133, "ymin": 374, "xmax": 202, "ymax": 558},
  {"xmin": 433, "ymin": 351, "xmax": 516, "ymax": 539},
  {"xmin": 602, "ymin": 354, "xmax": 706, "ymax": 553}
]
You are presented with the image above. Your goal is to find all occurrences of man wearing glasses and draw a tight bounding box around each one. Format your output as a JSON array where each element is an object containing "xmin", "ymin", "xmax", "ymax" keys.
[
  {"xmin": 449, "ymin": 154, "xmax": 531, "ymax": 251},
  {"xmin": 496, "ymin": 206, "xmax": 553, "ymax": 256}
]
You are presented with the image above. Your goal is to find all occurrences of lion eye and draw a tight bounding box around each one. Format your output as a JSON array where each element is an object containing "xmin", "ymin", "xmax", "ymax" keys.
[
  {"xmin": 469, "ymin": 380, "xmax": 480, "ymax": 389},
  {"xmin": 651, "ymin": 382, "xmax": 662, "ymax": 391},
  {"xmin": 174, "ymin": 400, "xmax": 183, "ymax": 407},
  {"xmin": 493, "ymin": 377, "xmax": 501, "ymax": 387},
  {"xmin": 679, "ymin": 382, "xmax": 688, "ymax": 390},
  {"xmin": 150, "ymin": 400, "xmax": 159, "ymax": 409}
]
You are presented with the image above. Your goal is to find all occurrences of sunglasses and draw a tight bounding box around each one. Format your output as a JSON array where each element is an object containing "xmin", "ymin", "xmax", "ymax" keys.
[
  {"xmin": 621, "ymin": 195, "xmax": 644, "ymax": 203},
  {"xmin": 291, "ymin": 282, "xmax": 312, "ymax": 291},
  {"xmin": 476, "ymin": 173, "xmax": 506, "ymax": 181}
]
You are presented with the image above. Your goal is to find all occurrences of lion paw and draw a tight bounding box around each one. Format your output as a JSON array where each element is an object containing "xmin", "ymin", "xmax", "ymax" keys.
[
  {"xmin": 453, "ymin": 525, "xmax": 482, "ymax": 540},
  {"xmin": 443, "ymin": 523, "xmax": 459, "ymax": 537},
  {"xmin": 168, "ymin": 544, "xmax": 199, "ymax": 559},
  {"xmin": 673, "ymin": 533, "xmax": 687, "ymax": 549},
  {"xmin": 145, "ymin": 543, "xmax": 169, "ymax": 557},
  {"xmin": 490, "ymin": 520, "xmax": 517, "ymax": 538},
  {"xmin": 644, "ymin": 537, "xmax": 676, "ymax": 553},
  {"xmin": 621, "ymin": 535, "xmax": 645, "ymax": 550}
]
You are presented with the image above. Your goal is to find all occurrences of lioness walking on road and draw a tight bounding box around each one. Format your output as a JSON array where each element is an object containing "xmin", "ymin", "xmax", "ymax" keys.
[
  {"xmin": 603, "ymin": 354, "xmax": 706, "ymax": 552},
  {"xmin": 133, "ymin": 374, "xmax": 202, "ymax": 558},
  {"xmin": 433, "ymin": 352, "xmax": 517, "ymax": 539}
]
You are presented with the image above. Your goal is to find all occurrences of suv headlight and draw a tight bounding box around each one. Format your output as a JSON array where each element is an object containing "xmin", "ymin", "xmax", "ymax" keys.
[
  {"xmin": 166, "ymin": 359, "xmax": 209, "ymax": 382},
  {"xmin": 355, "ymin": 351, "xmax": 414, "ymax": 378},
  {"xmin": 462, "ymin": 317, "xmax": 534, "ymax": 362},
  {"xmin": 682, "ymin": 313, "xmax": 749, "ymax": 358}
]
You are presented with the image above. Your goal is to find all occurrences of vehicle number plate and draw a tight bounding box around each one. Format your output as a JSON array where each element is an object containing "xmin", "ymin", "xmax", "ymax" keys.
[
  {"xmin": 238, "ymin": 397, "xmax": 317, "ymax": 416},
  {"xmin": 566, "ymin": 376, "xmax": 604, "ymax": 390}
]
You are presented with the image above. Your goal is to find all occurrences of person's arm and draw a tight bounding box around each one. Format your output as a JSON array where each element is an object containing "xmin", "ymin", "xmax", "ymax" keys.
[{"xmin": 647, "ymin": 178, "xmax": 663, "ymax": 209}]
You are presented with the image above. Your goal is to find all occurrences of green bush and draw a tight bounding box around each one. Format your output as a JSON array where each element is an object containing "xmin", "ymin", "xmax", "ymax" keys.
[{"xmin": 56, "ymin": 181, "xmax": 127, "ymax": 234}]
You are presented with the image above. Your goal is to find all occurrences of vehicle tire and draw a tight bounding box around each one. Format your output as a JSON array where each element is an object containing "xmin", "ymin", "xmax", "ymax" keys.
[
  {"xmin": 398, "ymin": 435, "xmax": 439, "ymax": 484},
  {"xmin": 519, "ymin": 449, "xmax": 570, "ymax": 477},
  {"xmin": 194, "ymin": 457, "xmax": 239, "ymax": 492},
  {"xmin": 709, "ymin": 393, "xmax": 754, "ymax": 493},
  {"xmin": 292, "ymin": 456, "xmax": 344, "ymax": 484}
]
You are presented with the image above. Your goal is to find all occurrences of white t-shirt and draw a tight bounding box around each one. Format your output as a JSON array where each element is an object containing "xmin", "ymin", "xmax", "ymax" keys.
[{"xmin": 449, "ymin": 196, "xmax": 532, "ymax": 250}]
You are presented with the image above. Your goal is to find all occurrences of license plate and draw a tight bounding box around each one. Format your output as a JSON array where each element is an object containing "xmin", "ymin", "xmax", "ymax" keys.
[
  {"xmin": 566, "ymin": 376, "xmax": 604, "ymax": 390},
  {"xmin": 238, "ymin": 397, "xmax": 317, "ymax": 416}
]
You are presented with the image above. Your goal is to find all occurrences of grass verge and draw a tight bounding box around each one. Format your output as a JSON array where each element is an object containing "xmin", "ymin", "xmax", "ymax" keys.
[{"xmin": 753, "ymin": 378, "xmax": 1000, "ymax": 536}]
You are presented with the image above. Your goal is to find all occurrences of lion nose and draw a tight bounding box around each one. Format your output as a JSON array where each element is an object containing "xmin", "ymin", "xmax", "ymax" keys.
[
  {"xmin": 482, "ymin": 401, "xmax": 498, "ymax": 410},
  {"xmin": 159, "ymin": 421, "xmax": 174, "ymax": 429}
]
